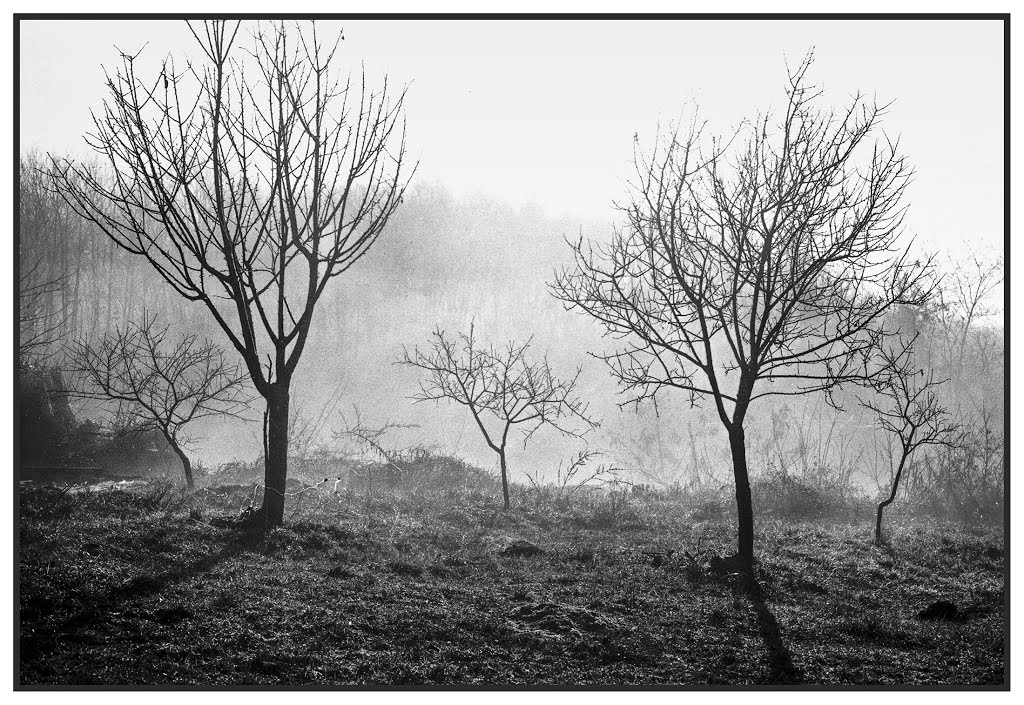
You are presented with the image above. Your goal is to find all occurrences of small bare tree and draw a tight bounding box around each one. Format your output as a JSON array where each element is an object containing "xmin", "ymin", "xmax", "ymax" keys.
[
  {"xmin": 551, "ymin": 52, "xmax": 932, "ymax": 569},
  {"xmin": 861, "ymin": 346, "xmax": 959, "ymax": 542},
  {"xmin": 933, "ymin": 249, "xmax": 1003, "ymax": 375},
  {"xmin": 399, "ymin": 325, "xmax": 596, "ymax": 509},
  {"xmin": 67, "ymin": 315, "xmax": 252, "ymax": 489},
  {"xmin": 47, "ymin": 21, "xmax": 411, "ymax": 526}
]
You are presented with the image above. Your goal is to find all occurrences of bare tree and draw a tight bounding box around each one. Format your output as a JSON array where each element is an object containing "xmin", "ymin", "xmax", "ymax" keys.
[
  {"xmin": 67, "ymin": 314, "xmax": 251, "ymax": 490},
  {"xmin": 47, "ymin": 21, "xmax": 412, "ymax": 525},
  {"xmin": 933, "ymin": 249, "xmax": 1003, "ymax": 374},
  {"xmin": 861, "ymin": 347, "xmax": 959, "ymax": 542},
  {"xmin": 399, "ymin": 325, "xmax": 596, "ymax": 509},
  {"xmin": 551, "ymin": 52, "xmax": 932, "ymax": 569},
  {"xmin": 19, "ymin": 255, "xmax": 70, "ymax": 368},
  {"xmin": 19, "ymin": 153, "xmax": 84, "ymax": 366}
]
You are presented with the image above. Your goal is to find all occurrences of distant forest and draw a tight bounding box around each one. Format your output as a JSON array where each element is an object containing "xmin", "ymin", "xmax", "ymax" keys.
[{"xmin": 18, "ymin": 151, "xmax": 1004, "ymax": 524}]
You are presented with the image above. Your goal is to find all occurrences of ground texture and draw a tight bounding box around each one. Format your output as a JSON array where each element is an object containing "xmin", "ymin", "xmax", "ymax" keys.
[{"xmin": 18, "ymin": 483, "xmax": 1005, "ymax": 686}]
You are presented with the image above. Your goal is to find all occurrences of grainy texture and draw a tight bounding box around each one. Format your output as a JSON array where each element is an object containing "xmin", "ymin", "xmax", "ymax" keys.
[{"xmin": 18, "ymin": 482, "xmax": 1004, "ymax": 686}]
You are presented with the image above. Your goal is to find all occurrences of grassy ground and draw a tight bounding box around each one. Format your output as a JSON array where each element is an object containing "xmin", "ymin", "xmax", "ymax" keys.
[{"xmin": 18, "ymin": 478, "xmax": 1005, "ymax": 687}]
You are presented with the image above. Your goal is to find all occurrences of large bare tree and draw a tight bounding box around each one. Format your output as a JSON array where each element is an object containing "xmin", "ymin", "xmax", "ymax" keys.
[
  {"xmin": 48, "ymin": 21, "xmax": 412, "ymax": 525},
  {"xmin": 399, "ymin": 325, "xmax": 596, "ymax": 509},
  {"xmin": 67, "ymin": 314, "xmax": 251, "ymax": 489},
  {"xmin": 551, "ymin": 53, "xmax": 932, "ymax": 569}
]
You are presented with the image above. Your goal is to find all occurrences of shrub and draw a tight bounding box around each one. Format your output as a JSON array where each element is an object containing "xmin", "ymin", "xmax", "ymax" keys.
[{"xmin": 751, "ymin": 469, "xmax": 872, "ymax": 523}]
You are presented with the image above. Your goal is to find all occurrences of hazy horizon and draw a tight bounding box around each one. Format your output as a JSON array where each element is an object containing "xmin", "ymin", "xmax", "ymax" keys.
[
  {"xmin": 20, "ymin": 18, "xmax": 1005, "ymax": 256},
  {"xmin": 17, "ymin": 17, "xmax": 1006, "ymax": 480}
]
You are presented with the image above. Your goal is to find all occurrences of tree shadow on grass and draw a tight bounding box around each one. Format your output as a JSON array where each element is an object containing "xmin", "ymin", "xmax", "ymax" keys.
[
  {"xmin": 745, "ymin": 574, "xmax": 802, "ymax": 685},
  {"xmin": 20, "ymin": 524, "xmax": 258, "ymax": 668}
]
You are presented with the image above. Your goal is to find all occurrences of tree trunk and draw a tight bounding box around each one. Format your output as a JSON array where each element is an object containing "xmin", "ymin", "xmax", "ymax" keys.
[
  {"xmin": 876, "ymin": 453, "xmax": 909, "ymax": 543},
  {"xmin": 164, "ymin": 431, "xmax": 194, "ymax": 491},
  {"xmin": 70, "ymin": 261, "xmax": 81, "ymax": 335},
  {"xmin": 261, "ymin": 382, "xmax": 290, "ymax": 528},
  {"xmin": 499, "ymin": 448, "xmax": 510, "ymax": 510},
  {"xmin": 729, "ymin": 424, "xmax": 754, "ymax": 570}
]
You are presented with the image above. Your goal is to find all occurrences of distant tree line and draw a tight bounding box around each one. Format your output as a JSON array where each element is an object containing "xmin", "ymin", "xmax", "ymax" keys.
[{"xmin": 17, "ymin": 25, "xmax": 1003, "ymax": 562}]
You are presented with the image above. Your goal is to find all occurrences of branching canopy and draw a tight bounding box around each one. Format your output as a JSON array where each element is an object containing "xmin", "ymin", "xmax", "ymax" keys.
[
  {"xmin": 399, "ymin": 325, "xmax": 596, "ymax": 454},
  {"xmin": 551, "ymin": 53, "xmax": 933, "ymax": 430},
  {"xmin": 860, "ymin": 345, "xmax": 960, "ymax": 457},
  {"xmin": 66, "ymin": 314, "xmax": 252, "ymax": 445},
  {"xmin": 19, "ymin": 256, "xmax": 70, "ymax": 367},
  {"xmin": 48, "ymin": 20, "xmax": 412, "ymax": 394}
]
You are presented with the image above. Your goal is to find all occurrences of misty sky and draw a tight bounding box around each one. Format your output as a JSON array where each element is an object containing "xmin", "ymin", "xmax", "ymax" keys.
[{"xmin": 20, "ymin": 18, "xmax": 1005, "ymax": 257}]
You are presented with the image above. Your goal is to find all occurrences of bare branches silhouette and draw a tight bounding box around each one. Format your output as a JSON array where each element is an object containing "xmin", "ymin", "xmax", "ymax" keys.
[
  {"xmin": 47, "ymin": 20, "xmax": 413, "ymax": 525},
  {"xmin": 399, "ymin": 323, "xmax": 597, "ymax": 509},
  {"xmin": 552, "ymin": 51, "xmax": 934, "ymax": 567},
  {"xmin": 66, "ymin": 313, "xmax": 252, "ymax": 489}
]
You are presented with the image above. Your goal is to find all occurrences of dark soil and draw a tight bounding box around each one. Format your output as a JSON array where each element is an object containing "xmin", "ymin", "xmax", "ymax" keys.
[{"xmin": 17, "ymin": 483, "xmax": 1005, "ymax": 686}]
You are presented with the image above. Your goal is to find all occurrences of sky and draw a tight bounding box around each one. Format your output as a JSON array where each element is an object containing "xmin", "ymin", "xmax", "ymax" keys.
[{"xmin": 19, "ymin": 17, "xmax": 1006, "ymax": 257}]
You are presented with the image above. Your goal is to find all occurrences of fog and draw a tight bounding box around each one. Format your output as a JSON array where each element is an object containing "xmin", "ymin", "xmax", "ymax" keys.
[
  {"xmin": 20, "ymin": 165, "xmax": 1002, "ymax": 496},
  {"xmin": 18, "ymin": 18, "xmax": 1005, "ymax": 495}
]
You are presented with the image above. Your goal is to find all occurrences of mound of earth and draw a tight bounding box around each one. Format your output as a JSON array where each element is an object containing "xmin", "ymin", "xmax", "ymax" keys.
[
  {"xmin": 510, "ymin": 601, "xmax": 618, "ymax": 637},
  {"xmin": 502, "ymin": 539, "xmax": 545, "ymax": 557}
]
